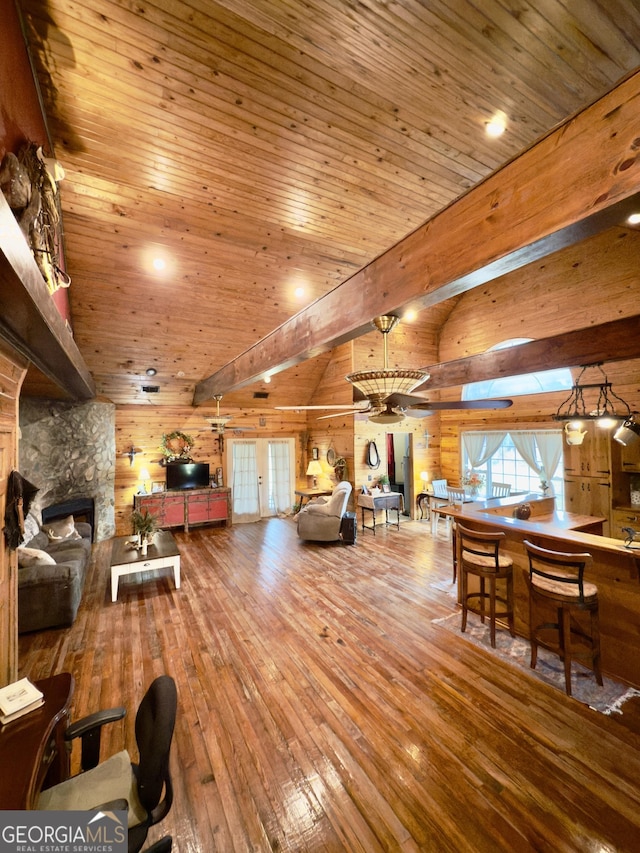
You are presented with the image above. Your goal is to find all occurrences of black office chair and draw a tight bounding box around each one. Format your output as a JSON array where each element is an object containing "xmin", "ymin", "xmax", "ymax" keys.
[{"xmin": 38, "ymin": 675, "xmax": 177, "ymax": 853}]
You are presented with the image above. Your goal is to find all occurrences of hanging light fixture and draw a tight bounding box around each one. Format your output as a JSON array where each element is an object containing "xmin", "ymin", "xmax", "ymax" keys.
[
  {"xmin": 205, "ymin": 395, "xmax": 233, "ymax": 434},
  {"xmin": 345, "ymin": 315, "xmax": 429, "ymax": 423},
  {"xmin": 553, "ymin": 364, "xmax": 633, "ymax": 431},
  {"xmin": 614, "ymin": 416, "xmax": 640, "ymax": 446}
]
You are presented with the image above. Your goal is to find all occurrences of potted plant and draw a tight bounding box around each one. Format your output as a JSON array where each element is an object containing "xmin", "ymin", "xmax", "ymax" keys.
[
  {"xmin": 377, "ymin": 473, "xmax": 390, "ymax": 492},
  {"xmin": 131, "ymin": 509, "xmax": 158, "ymax": 555}
]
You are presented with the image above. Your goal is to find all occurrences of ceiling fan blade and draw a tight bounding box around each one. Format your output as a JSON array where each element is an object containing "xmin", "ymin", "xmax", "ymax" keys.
[
  {"xmin": 402, "ymin": 409, "xmax": 436, "ymax": 418},
  {"xmin": 316, "ymin": 407, "xmax": 370, "ymax": 420},
  {"xmin": 389, "ymin": 392, "xmax": 513, "ymax": 410},
  {"xmin": 275, "ymin": 404, "xmax": 369, "ymax": 411}
]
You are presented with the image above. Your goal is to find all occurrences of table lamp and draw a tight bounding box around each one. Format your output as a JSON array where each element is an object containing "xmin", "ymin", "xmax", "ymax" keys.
[
  {"xmin": 139, "ymin": 467, "xmax": 151, "ymax": 494},
  {"xmin": 306, "ymin": 460, "xmax": 323, "ymax": 488}
]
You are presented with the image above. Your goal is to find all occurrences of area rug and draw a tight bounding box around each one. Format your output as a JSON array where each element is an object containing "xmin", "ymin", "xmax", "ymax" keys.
[{"xmin": 433, "ymin": 611, "xmax": 640, "ymax": 715}]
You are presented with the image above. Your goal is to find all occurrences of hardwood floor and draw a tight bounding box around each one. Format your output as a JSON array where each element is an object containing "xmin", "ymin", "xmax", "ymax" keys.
[{"xmin": 18, "ymin": 518, "xmax": 640, "ymax": 852}]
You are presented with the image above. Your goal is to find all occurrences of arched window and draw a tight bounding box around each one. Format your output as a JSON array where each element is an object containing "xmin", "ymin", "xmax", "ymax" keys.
[{"xmin": 462, "ymin": 338, "xmax": 573, "ymax": 400}]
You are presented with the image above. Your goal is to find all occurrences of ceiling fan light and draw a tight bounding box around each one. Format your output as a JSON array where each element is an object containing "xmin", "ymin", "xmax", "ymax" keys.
[
  {"xmin": 369, "ymin": 409, "xmax": 405, "ymax": 424},
  {"xmin": 346, "ymin": 368, "xmax": 428, "ymax": 400}
]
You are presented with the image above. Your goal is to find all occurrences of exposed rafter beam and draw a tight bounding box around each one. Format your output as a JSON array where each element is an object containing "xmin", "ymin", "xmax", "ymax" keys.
[
  {"xmin": 194, "ymin": 70, "xmax": 640, "ymax": 405},
  {"xmin": 414, "ymin": 316, "xmax": 640, "ymax": 392}
]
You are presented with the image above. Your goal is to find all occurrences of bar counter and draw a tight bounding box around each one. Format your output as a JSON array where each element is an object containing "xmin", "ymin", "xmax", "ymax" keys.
[{"xmin": 441, "ymin": 494, "xmax": 640, "ymax": 688}]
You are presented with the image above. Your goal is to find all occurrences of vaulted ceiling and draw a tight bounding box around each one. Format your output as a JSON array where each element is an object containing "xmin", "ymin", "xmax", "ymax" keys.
[{"xmin": 16, "ymin": 0, "xmax": 640, "ymax": 408}]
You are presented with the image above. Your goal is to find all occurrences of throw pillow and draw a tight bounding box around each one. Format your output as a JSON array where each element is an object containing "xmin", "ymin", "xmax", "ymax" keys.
[
  {"xmin": 22, "ymin": 512, "xmax": 40, "ymax": 546},
  {"xmin": 17, "ymin": 546, "xmax": 56, "ymax": 567},
  {"xmin": 44, "ymin": 514, "xmax": 81, "ymax": 542}
]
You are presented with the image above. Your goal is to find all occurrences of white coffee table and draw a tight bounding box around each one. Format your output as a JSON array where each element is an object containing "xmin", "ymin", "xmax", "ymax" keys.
[{"xmin": 110, "ymin": 530, "xmax": 181, "ymax": 602}]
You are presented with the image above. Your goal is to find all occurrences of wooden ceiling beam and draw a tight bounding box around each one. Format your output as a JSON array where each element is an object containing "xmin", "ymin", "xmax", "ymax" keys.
[
  {"xmin": 194, "ymin": 69, "xmax": 640, "ymax": 405},
  {"xmin": 414, "ymin": 315, "xmax": 640, "ymax": 392},
  {"xmin": 0, "ymin": 195, "xmax": 95, "ymax": 400}
]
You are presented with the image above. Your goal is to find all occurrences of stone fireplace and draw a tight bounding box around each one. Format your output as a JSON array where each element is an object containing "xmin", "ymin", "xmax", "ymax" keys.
[{"xmin": 19, "ymin": 398, "xmax": 116, "ymax": 541}]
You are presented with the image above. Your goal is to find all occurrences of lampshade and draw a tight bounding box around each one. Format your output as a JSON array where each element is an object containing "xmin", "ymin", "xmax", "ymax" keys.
[
  {"xmin": 306, "ymin": 459, "xmax": 323, "ymax": 488},
  {"xmin": 345, "ymin": 315, "xmax": 429, "ymax": 415},
  {"xmin": 420, "ymin": 471, "xmax": 430, "ymax": 483},
  {"xmin": 614, "ymin": 416, "xmax": 640, "ymax": 446},
  {"xmin": 139, "ymin": 467, "xmax": 150, "ymax": 481}
]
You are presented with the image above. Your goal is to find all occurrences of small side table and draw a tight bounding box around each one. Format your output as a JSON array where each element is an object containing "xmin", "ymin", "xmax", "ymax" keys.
[
  {"xmin": 295, "ymin": 488, "xmax": 333, "ymax": 508},
  {"xmin": 416, "ymin": 491, "xmax": 433, "ymax": 519},
  {"xmin": 110, "ymin": 530, "xmax": 181, "ymax": 601},
  {"xmin": 357, "ymin": 492, "xmax": 403, "ymax": 534}
]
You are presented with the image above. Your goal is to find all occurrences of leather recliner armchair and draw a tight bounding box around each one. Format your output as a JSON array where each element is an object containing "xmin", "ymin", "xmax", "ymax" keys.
[{"xmin": 296, "ymin": 481, "xmax": 352, "ymax": 542}]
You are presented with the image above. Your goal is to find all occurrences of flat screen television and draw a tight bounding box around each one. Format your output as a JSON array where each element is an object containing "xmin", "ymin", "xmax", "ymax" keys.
[{"xmin": 166, "ymin": 462, "xmax": 210, "ymax": 491}]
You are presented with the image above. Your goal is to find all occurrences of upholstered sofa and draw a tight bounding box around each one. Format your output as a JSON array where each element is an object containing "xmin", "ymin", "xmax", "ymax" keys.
[
  {"xmin": 17, "ymin": 514, "xmax": 93, "ymax": 633},
  {"xmin": 296, "ymin": 481, "xmax": 353, "ymax": 542}
]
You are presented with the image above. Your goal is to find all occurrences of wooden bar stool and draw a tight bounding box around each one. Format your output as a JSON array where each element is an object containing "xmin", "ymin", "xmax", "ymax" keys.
[
  {"xmin": 457, "ymin": 524, "xmax": 515, "ymax": 648},
  {"xmin": 524, "ymin": 540, "xmax": 602, "ymax": 697}
]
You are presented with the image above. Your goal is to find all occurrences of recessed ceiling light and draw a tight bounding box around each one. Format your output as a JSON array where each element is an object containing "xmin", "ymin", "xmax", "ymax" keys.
[
  {"xmin": 627, "ymin": 213, "xmax": 640, "ymax": 225},
  {"xmin": 403, "ymin": 309, "xmax": 417, "ymax": 323},
  {"xmin": 485, "ymin": 112, "xmax": 507, "ymax": 138},
  {"xmin": 264, "ymin": 375, "xmax": 272, "ymax": 384},
  {"xmin": 294, "ymin": 286, "xmax": 305, "ymax": 299},
  {"xmin": 152, "ymin": 257, "xmax": 166, "ymax": 271},
  {"xmin": 145, "ymin": 367, "xmax": 157, "ymax": 376}
]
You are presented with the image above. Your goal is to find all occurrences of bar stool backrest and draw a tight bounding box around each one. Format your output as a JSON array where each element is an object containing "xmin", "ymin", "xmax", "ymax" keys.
[
  {"xmin": 447, "ymin": 488, "xmax": 466, "ymax": 505},
  {"xmin": 457, "ymin": 524, "xmax": 506, "ymax": 569},
  {"xmin": 524, "ymin": 539, "xmax": 593, "ymax": 602}
]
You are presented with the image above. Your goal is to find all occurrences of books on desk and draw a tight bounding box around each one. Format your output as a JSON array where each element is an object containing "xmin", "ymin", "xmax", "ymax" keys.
[{"xmin": 0, "ymin": 677, "xmax": 44, "ymax": 725}]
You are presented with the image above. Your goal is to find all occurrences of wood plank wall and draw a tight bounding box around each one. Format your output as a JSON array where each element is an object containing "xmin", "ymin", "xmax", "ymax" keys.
[
  {"xmin": 0, "ymin": 341, "xmax": 27, "ymax": 685},
  {"xmin": 115, "ymin": 405, "xmax": 307, "ymax": 535},
  {"xmin": 437, "ymin": 225, "xmax": 640, "ymax": 482}
]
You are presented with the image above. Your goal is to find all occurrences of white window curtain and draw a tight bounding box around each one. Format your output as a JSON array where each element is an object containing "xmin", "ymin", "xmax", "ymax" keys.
[
  {"xmin": 531, "ymin": 431, "xmax": 563, "ymax": 488},
  {"xmin": 268, "ymin": 440, "xmax": 291, "ymax": 514},
  {"xmin": 509, "ymin": 431, "xmax": 562, "ymax": 487},
  {"xmin": 231, "ymin": 441, "xmax": 259, "ymax": 522},
  {"xmin": 462, "ymin": 432, "xmax": 507, "ymax": 468}
]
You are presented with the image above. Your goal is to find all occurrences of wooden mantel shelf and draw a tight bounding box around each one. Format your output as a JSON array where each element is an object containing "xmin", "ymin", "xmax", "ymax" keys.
[{"xmin": 0, "ymin": 193, "xmax": 94, "ymax": 400}]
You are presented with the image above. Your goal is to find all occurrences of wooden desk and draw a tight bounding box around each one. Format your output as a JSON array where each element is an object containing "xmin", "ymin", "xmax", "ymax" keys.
[
  {"xmin": 295, "ymin": 488, "xmax": 333, "ymax": 508},
  {"xmin": 0, "ymin": 672, "xmax": 73, "ymax": 809},
  {"xmin": 357, "ymin": 492, "xmax": 403, "ymax": 533}
]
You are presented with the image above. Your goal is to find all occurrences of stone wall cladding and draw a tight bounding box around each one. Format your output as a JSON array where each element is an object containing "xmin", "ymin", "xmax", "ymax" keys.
[{"xmin": 19, "ymin": 398, "xmax": 116, "ymax": 541}]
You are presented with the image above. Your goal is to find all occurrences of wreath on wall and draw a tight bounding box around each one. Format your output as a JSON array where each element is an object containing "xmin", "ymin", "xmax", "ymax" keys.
[{"xmin": 160, "ymin": 430, "xmax": 194, "ymax": 462}]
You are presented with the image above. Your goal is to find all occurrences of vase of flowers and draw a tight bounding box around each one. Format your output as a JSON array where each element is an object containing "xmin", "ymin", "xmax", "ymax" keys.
[{"xmin": 462, "ymin": 470, "xmax": 485, "ymax": 498}]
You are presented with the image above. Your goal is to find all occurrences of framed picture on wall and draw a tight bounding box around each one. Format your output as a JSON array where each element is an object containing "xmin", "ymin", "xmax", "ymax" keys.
[{"xmin": 312, "ymin": 447, "xmax": 319, "ymax": 460}]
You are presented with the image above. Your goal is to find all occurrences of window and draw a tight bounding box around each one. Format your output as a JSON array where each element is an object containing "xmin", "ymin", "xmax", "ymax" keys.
[
  {"xmin": 462, "ymin": 432, "xmax": 564, "ymax": 509},
  {"xmin": 462, "ymin": 338, "xmax": 573, "ymax": 400}
]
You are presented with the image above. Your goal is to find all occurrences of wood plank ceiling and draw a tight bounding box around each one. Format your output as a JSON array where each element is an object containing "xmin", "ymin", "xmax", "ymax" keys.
[{"xmin": 15, "ymin": 0, "xmax": 640, "ymax": 408}]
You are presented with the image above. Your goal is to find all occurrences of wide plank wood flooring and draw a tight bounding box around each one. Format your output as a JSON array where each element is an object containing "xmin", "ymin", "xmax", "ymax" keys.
[{"xmin": 18, "ymin": 517, "xmax": 640, "ymax": 852}]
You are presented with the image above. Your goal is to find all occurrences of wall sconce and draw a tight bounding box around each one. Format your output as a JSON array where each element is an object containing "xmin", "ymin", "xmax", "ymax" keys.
[
  {"xmin": 614, "ymin": 416, "xmax": 640, "ymax": 447},
  {"xmin": 554, "ymin": 364, "xmax": 632, "ymax": 442},
  {"xmin": 306, "ymin": 460, "xmax": 322, "ymax": 488}
]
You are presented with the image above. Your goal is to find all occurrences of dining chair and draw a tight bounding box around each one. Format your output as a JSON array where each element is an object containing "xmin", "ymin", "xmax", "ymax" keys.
[{"xmin": 491, "ymin": 482, "xmax": 512, "ymax": 497}]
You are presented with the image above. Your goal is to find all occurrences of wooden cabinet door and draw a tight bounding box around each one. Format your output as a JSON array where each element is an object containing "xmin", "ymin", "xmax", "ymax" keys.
[
  {"xmin": 187, "ymin": 494, "xmax": 210, "ymax": 524},
  {"xmin": 611, "ymin": 508, "xmax": 640, "ymax": 539},
  {"xmin": 563, "ymin": 428, "xmax": 611, "ymax": 476},
  {"xmin": 208, "ymin": 492, "xmax": 229, "ymax": 520},
  {"xmin": 162, "ymin": 494, "xmax": 186, "ymax": 527},
  {"xmin": 564, "ymin": 476, "xmax": 611, "ymax": 533},
  {"xmin": 620, "ymin": 440, "xmax": 640, "ymax": 473}
]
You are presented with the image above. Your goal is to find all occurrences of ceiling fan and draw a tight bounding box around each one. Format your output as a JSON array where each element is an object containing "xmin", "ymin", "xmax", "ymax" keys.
[
  {"xmin": 203, "ymin": 395, "xmax": 257, "ymax": 436},
  {"xmin": 277, "ymin": 315, "xmax": 513, "ymax": 424}
]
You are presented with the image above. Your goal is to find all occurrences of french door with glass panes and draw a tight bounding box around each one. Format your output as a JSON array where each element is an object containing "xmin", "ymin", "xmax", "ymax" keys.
[{"xmin": 227, "ymin": 438, "xmax": 295, "ymax": 523}]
